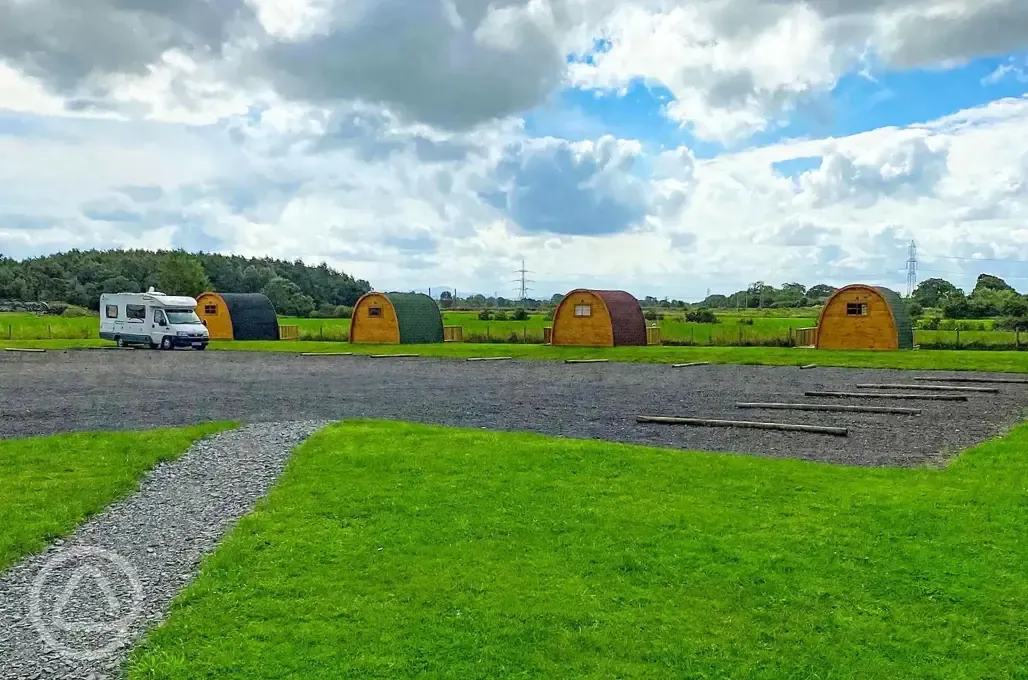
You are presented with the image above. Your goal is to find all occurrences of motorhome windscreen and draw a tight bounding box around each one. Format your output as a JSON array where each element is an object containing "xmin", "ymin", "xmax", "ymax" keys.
[{"xmin": 166, "ymin": 309, "xmax": 202, "ymax": 324}]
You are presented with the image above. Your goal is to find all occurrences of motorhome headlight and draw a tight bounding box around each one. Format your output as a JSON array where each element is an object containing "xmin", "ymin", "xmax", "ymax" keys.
[{"xmin": 176, "ymin": 331, "xmax": 190, "ymax": 336}]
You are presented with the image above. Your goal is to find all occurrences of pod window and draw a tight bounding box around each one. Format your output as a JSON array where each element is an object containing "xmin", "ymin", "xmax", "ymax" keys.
[
  {"xmin": 574, "ymin": 304, "xmax": 592, "ymax": 318},
  {"xmin": 105, "ymin": 305, "xmax": 119, "ymax": 319},
  {"xmin": 368, "ymin": 306, "xmax": 383, "ymax": 318},
  {"xmin": 846, "ymin": 303, "xmax": 868, "ymax": 316},
  {"xmin": 204, "ymin": 304, "xmax": 217, "ymax": 315}
]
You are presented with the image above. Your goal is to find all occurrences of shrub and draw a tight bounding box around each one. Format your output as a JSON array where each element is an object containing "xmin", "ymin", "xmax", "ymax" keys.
[
  {"xmin": 994, "ymin": 316, "xmax": 1028, "ymax": 332},
  {"xmin": 334, "ymin": 305, "xmax": 353, "ymax": 319},
  {"xmin": 47, "ymin": 302, "xmax": 68, "ymax": 316},
  {"xmin": 478, "ymin": 310, "xmax": 492, "ymax": 321},
  {"xmin": 920, "ymin": 315, "xmax": 942, "ymax": 330},
  {"xmin": 544, "ymin": 310, "xmax": 554, "ymax": 321},
  {"xmin": 737, "ymin": 318, "xmax": 755, "ymax": 326},
  {"xmin": 511, "ymin": 308, "xmax": 530, "ymax": 321},
  {"xmin": 310, "ymin": 303, "xmax": 337, "ymax": 318},
  {"xmin": 492, "ymin": 310, "xmax": 508, "ymax": 321},
  {"xmin": 685, "ymin": 308, "xmax": 718, "ymax": 324},
  {"xmin": 1002, "ymin": 297, "xmax": 1028, "ymax": 318},
  {"xmin": 643, "ymin": 309, "xmax": 659, "ymax": 321},
  {"xmin": 62, "ymin": 305, "xmax": 92, "ymax": 317}
]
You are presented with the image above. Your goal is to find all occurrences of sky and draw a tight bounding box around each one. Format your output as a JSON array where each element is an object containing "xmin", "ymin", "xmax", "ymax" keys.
[{"xmin": 1, "ymin": 0, "xmax": 1028, "ymax": 300}]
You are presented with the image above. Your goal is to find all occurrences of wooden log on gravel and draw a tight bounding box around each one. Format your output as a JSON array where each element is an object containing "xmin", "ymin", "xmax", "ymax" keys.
[
  {"xmin": 914, "ymin": 376, "xmax": 1028, "ymax": 385},
  {"xmin": 735, "ymin": 402, "xmax": 921, "ymax": 415},
  {"xmin": 800, "ymin": 364, "xmax": 817, "ymax": 369},
  {"xmin": 855, "ymin": 383, "xmax": 999, "ymax": 394},
  {"xmin": 370, "ymin": 353, "xmax": 420, "ymax": 358},
  {"xmin": 672, "ymin": 362, "xmax": 710, "ymax": 368},
  {"xmin": 806, "ymin": 390, "xmax": 968, "ymax": 402},
  {"xmin": 467, "ymin": 356, "xmax": 513, "ymax": 362},
  {"xmin": 4, "ymin": 348, "xmax": 45, "ymax": 353},
  {"xmin": 637, "ymin": 415, "xmax": 847, "ymax": 436},
  {"xmin": 301, "ymin": 352, "xmax": 354, "ymax": 356},
  {"xmin": 565, "ymin": 359, "xmax": 609, "ymax": 364}
]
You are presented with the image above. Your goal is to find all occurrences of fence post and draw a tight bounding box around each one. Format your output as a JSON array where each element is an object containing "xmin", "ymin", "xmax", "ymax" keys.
[
  {"xmin": 690, "ymin": 327, "xmax": 695, "ymax": 345},
  {"xmin": 48, "ymin": 324, "xmax": 52, "ymax": 340},
  {"xmin": 1018, "ymin": 330, "xmax": 1021, "ymax": 351},
  {"xmin": 320, "ymin": 325, "xmax": 324, "ymax": 341},
  {"xmin": 7, "ymin": 324, "xmax": 10, "ymax": 340},
  {"xmin": 956, "ymin": 329, "xmax": 960, "ymax": 347},
  {"xmin": 738, "ymin": 326, "xmax": 743, "ymax": 346}
]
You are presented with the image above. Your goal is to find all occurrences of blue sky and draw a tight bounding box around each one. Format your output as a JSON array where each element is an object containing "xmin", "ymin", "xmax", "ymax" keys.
[
  {"xmin": 529, "ymin": 51, "xmax": 1028, "ymax": 159},
  {"xmin": 1, "ymin": 0, "xmax": 1028, "ymax": 299}
]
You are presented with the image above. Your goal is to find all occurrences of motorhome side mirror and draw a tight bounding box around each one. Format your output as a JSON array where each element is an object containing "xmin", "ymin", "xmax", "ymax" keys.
[{"xmin": 202, "ymin": 319, "xmax": 207, "ymax": 326}]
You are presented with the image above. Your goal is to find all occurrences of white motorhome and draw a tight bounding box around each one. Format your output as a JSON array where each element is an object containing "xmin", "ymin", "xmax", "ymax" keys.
[{"xmin": 99, "ymin": 288, "xmax": 210, "ymax": 350}]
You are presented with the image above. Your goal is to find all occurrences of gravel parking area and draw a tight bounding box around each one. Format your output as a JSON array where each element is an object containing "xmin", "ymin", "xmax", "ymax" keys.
[
  {"xmin": 0, "ymin": 422, "xmax": 324, "ymax": 680},
  {"xmin": 1, "ymin": 350, "xmax": 1025, "ymax": 466}
]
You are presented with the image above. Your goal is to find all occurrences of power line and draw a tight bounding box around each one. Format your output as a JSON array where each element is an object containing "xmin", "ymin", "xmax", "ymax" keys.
[
  {"xmin": 920, "ymin": 252, "xmax": 1028, "ymax": 265},
  {"xmin": 920, "ymin": 268, "xmax": 1028, "ymax": 280}
]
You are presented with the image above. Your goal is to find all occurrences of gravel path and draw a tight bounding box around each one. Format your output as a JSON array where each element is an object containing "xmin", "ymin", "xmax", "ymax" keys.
[
  {"xmin": 1, "ymin": 350, "xmax": 1025, "ymax": 466},
  {"xmin": 0, "ymin": 421, "xmax": 324, "ymax": 680}
]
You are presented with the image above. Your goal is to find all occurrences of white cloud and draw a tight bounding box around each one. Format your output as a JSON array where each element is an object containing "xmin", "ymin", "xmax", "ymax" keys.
[
  {"xmin": 3, "ymin": 1, "xmax": 1028, "ymax": 298},
  {"xmin": 482, "ymin": 135, "xmax": 649, "ymax": 236},
  {"xmin": 798, "ymin": 136, "xmax": 950, "ymax": 208},
  {"xmin": 5, "ymin": 95, "xmax": 1028, "ymax": 297},
  {"xmin": 568, "ymin": 3, "xmax": 852, "ymax": 142},
  {"xmin": 981, "ymin": 58, "xmax": 1028, "ymax": 86}
]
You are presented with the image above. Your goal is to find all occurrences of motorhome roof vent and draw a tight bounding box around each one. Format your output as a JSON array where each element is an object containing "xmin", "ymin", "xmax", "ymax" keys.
[{"xmin": 146, "ymin": 286, "xmax": 166, "ymax": 296}]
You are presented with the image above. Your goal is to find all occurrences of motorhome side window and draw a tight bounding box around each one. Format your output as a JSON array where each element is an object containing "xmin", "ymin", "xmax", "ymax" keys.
[
  {"xmin": 126, "ymin": 305, "xmax": 146, "ymax": 320},
  {"xmin": 105, "ymin": 305, "xmax": 119, "ymax": 319}
]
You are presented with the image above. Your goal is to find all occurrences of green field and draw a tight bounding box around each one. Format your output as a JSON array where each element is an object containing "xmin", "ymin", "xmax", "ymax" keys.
[
  {"xmin": 129, "ymin": 420, "xmax": 1028, "ymax": 679},
  {"xmin": 4, "ymin": 310, "xmax": 1026, "ymax": 350},
  {"xmin": 0, "ymin": 312, "xmax": 97, "ymax": 339},
  {"xmin": 0, "ymin": 423, "xmax": 232, "ymax": 570},
  {"xmin": 0, "ymin": 311, "xmax": 818, "ymax": 344}
]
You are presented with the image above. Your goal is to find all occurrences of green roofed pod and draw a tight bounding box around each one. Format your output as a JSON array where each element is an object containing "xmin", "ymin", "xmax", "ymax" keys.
[{"xmin": 349, "ymin": 292, "xmax": 444, "ymax": 344}]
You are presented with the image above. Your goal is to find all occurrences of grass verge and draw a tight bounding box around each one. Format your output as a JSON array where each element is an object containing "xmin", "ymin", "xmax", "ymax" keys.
[
  {"xmin": 5, "ymin": 339, "xmax": 1028, "ymax": 373},
  {"xmin": 130, "ymin": 421, "xmax": 1028, "ymax": 679},
  {"xmin": 216, "ymin": 342, "xmax": 1028, "ymax": 372},
  {"xmin": 0, "ymin": 423, "xmax": 234, "ymax": 571}
]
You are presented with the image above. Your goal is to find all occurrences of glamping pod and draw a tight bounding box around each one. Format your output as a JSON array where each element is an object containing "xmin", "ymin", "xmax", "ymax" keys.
[
  {"xmin": 814, "ymin": 285, "xmax": 913, "ymax": 350},
  {"xmin": 349, "ymin": 292, "xmax": 444, "ymax": 344},
  {"xmin": 196, "ymin": 292, "xmax": 280, "ymax": 341},
  {"xmin": 551, "ymin": 289, "xmax": 647, "ymax": 347}
]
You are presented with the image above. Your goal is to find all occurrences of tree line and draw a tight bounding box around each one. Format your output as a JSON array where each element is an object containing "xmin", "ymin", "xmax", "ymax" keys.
[
  {"xmin": 698, "ymin": 282, "xmax": 838, "ymax": 309},
  {"xmin": 0, "ymin": 249, "xmax": 371, "ymax": 317},
  {"xmin": 908, "ymin": 275, "xmax": 1028, "ymax": 329},
  {"xmin": 695, "ymin": 275, "xmax": 1028, "ymax": 328}
]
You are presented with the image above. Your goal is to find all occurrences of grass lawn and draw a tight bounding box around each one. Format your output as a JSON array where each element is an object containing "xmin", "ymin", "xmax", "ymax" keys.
[
  {"xmin": 129, "ymin": 421, "xmax": 1028, "ymax": 679},
  {"xmin": 0, "ymin": 423, "xmax": 233, "ymax": 570},
  {"xmin": 4, "ymin": 338, "xmax": 1028, "ymax": 372},
  {"xmin": 216, "ymin": 342, "xmax": 1028, "ymax": 372}
]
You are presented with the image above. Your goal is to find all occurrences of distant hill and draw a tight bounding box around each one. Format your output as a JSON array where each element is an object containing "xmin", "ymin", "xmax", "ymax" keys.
[{"xmin": 0, "ymin": 249, "xmax": 371, "ymax": 315}]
